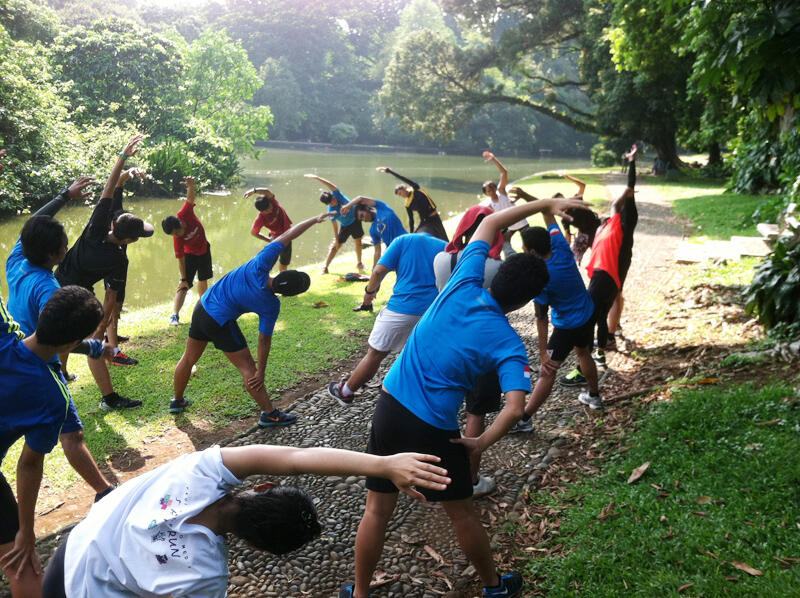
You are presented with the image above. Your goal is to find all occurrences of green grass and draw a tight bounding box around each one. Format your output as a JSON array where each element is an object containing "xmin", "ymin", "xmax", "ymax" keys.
[
  {"xmin": 524, "ymin": 382, "xmax": 800, "ymax": 596},
  {"xmin": 1, "ymin": 255, "xmax": 387, "ymax": 499}
]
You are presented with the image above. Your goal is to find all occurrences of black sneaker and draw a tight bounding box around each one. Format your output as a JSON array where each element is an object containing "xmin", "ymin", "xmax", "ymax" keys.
[
  {"xmin": 258, "ymin": 409, "xmax": 297, "ymax": 427},
  {"xmin": 94, "ymin": 485, "xmax": 116, "ymax": 503},
  {"xmin": 169, "ymin": 397, "xmax": 191, "ymax": 414},
  {"xmin": 559, "ymin": 367, "xmax": 587, "ymax": 387},
  {"xmin": 99, "ymin": 393, "xmax": 142, "ymax": 410},
  {"xmin": 112, "ymin": 351, "xmax": 138, "ymax": 367},
  {"xmin": 328, "ymin": 381, "xmax": 354, "ymax": 407},
  {"xmin": 484, "ymin": 572, "xmax": 523, "ymax": 597}
]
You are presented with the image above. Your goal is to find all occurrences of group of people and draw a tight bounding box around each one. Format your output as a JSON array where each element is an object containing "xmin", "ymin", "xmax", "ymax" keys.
[{"xmin": 0, "ymin": 139, "xmax": 640, "ymax": 598}]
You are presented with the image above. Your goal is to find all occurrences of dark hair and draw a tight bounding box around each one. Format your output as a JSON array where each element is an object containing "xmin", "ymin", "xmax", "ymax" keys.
[
  {"xmin": 482, "ymin": 180, "xmax": 496, "ymax": 194},
  {"xmin": 319, "ymin": 191, "xmax": 333, "ymax": 205},
  {"xmin": 273, "ymin": 270, "xmax": 311, "ymax": 296},
  {"xmin": 490, "ymin": 253, "xmax": 549, "ymax": 311},
  {"xmin": 36, "ymin": 286, "xmax": 103, "ymax": 346},
  {"xmin": 553, "ymin": 192, "xmax": 564, "ymax": 198},
  {"xmin": 254, "ymin": 194, "xmax": 273, "ymax": 211},
  {"xmin": 113, "ymin": 213, "xmax": 153, "ymax": 240},
  {"xmin": 520, "ymin": 226, "xmax": 551, "ymax": 257},
  {"xmin": 161, "ymin": 215, "xmax": 181, "ymax": 235},
  {"xmin": 232, "ymin": 486, "xmax": 320, "ymax": 554},
  {"xmin": 393, "ymin": 184, "xmax": 406, "ymax": 194},
  {"xmin": 354, "ymin": 204, "xmax": 374, "ymax": 220},
  {"xmin": 21, "ymin": 215, "xmax": 67, "ymax": 267}
]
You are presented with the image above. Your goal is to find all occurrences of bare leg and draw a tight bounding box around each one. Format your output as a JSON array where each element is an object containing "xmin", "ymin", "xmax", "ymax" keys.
[
  {"xmin": 575, "ymin": 347, "xmax": 600, "ymax": 395},
  {"xmin": 465, "ymin": 413, "xmax": 485, "ymax": 483},
  {"xmin": 87, "ymin": 356, "xmax": 114, "ymax": 396},
  {"xmin": 105, "ymin": 301, "xmax": 123, "ymax": 348},
  {"xmin": 173, "ymin": 287, "xmax": 188, "ymax": 316},
  {"xmin": 523, "ymin": 361, "xmax": 563, "ymax": 417},
  {"xmin": 441, "ymin": 499, "xmax": 500, "ymax": 588},
  {"xmin": 608, "ymin": 293, "xmax": 624, "ymax": 336},
  {"xmin": 355, "ymin": 237, "xmax": 364, "ymax": 268},
  {"xmin": 59, "ymin": 351, "xmax": 70, "ymax": 378},
  {"xmin": 197, "ymin": 279, "xmax": 209, "ymax": 296},
  {"xmin": 60, "ymin": 430, "xmax": 111, "ymax": 494},
  {"xmin": 224, "ymin": 347, "xmax": 276, "ymax": 412},
  {"xmin": 0, "ymin": 541, "xmax": 42, "ymax": 598},
  {"xmin": 174, "ymin": 337, "xmax": 208, "ymax": 400},
  {"xmin": 324, "ymin": 239, "xmax": 341, "ymax": 271},
  {"xmin": 345, "ymin": 347, "xmax": 389, "ymax": 393},
  {"xmin": 353, "ymin": 491, "xmax": 398, "ymax": 598}
]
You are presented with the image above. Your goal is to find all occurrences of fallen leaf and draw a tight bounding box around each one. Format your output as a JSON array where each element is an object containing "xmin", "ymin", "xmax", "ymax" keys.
[
  {"xmin": 730, "ymin": 561, "xmax": 763, "ymax": 576},
  {"xmin": 691, "ymin": 511, "xmax": 709, "ymax": 518},
  {"xmin": 311, "ymin": 301, "xmax": 328, "ymax": 308},
  {"xmin": 697, "ymin": 378, "xmax": 718, "ymax": 384},
  {"xmin": 695, "ymin": 495, "xmax": 713, "ymax": 504},
  {"xmin": 627, "ymin": 461, "xmax": 651, "ymax": 484},
  {"xmin": 659, "ymin": 515, "xmax": 667, "ymax": 523},
  {"xmin": 597, "ymin": 500, "xmax": 616, "ymax": 521},
  {"xmin": 754, "ymin": 418, "xmax": 781, "ymax": 426},
  {"xmin": 678, "ymin": 584, "xmax": 694, "ymax": 592},
  {"xmin": 725, "ymin": 576, "xmax": 739, "ymax": 582},
  {"xmin": 424, "ymin": 545, "xmax": 446, "ymax": 566}
]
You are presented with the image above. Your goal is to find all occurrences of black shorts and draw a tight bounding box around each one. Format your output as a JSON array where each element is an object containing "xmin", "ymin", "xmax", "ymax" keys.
[
  {"xmin": 415, "ymin": 216, "xmax": 448, "ymax": 242},
  {"xmin": 103, "ymin": 278, "xmax": 126, "ymax": 303},
  {"xmin": 0, "ymin": 473, "xmax": 19, "ymax": 544},
  {"xmin": 185, "ymin": 243, "xmax": 213, "ymax": 286},
  {"xmin": 588, "ymin": 270, "xmax": 618, "ymax": 316},
  {"xmin": 42, "ymin": 536, "xmax": 68, "ymax": 598},
  {"xmin": 547, "ymin": 314, "xmax": 596, "ymax": 362},
  {"xmin": 188, "ymin": 301, "xmax": 247, "ymax": 353},
  {"xmin": 366, "ymin": 390, "xmax": 472, "ymax": 501},
  {"xmin": 278, "ymin": 241, "xmax": 292, "ymax": 266},
  {"xmin": 465, "ymin": 371, "xmax": 502, "ymax": 415},
  {"xmin": 337, "ymin": 220, "xmax": 365, "ymax": 244}
]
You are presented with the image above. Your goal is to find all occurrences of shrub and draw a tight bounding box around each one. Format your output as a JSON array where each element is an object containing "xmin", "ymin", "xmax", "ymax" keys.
[
  {"xmin": 328, "ymin": 122, "xmax": 358, "ymax": 145},
  {"xmin": 590, "ymin": 142, "xmax": 618, "ymax": 167},
  {"xmin": 744, "ymin": 231, "xmax": 800, "ymax": 331}
]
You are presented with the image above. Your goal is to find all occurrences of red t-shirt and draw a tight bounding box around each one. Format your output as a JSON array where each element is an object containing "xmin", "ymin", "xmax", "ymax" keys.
[
  {"xmin": 586, "ymin": 213, "xmax": 623, "ymax": 287},
  {"xmin": 173, "ymin": 201, "xmax": 208, "ymax": 258},
  {"xmin": 251, "ymin": 199, "xmax": 292, "ymax": 237}
]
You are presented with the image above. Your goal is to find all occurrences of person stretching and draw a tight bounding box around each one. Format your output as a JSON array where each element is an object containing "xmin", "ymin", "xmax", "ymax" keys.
[
  {"xmin": 304, "ymin": 173, "xmax": 365, "ymax": 273},
  {"xmin": 0, "ymin": 287, "xmax": 104, "ymax": 598},
  {"xmin": 376, "ymin": 166, "xmax": 448, "ymax": 241},
  {"xmin": 340, "ymin": 195, "xmax": 407, "ymax": 270},
  {"xmin": 41, "ymin": 445, "xmax": 450, "ymax": 598},
  {"xmin": 170, "ymin": 213, "xmax": 329, "ymax": 426},
  {"xmin": 327, "ymin": 233, "xmax": 446, "ymax": 406},
  {"xmin": 161, "ymin": 176, "xmax": 213, "ymax": 327},
  {"xmin": 6, "ymin": 178, "xmax": 118, "ymax": 505},
  {"xmin": 481, "ymin": 151, "xmax": 528, "ymax": 257},
  {"xmin": 340, "ymin": 197, "xmax": 587, "ymax": 598},
  {"xmin": 247, "ymin": 187, "xmax": 293, "ymax": 271},
  {"xmin": 555, "ymin": 171, "xmax": 601, "ymax": 266}
]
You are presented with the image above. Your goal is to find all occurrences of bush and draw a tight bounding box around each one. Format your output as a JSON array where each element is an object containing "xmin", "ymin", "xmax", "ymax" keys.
[
  {"xmin": 328, "ymin": 122, "xmax": 358, "ymax": 145},
  {"xmin": 744, "ymin": 231, "xmax": 800, "ymax": 330},
  {"xmin": 590, "ymin": 142, "xmax": 618, "ymax": 167}
]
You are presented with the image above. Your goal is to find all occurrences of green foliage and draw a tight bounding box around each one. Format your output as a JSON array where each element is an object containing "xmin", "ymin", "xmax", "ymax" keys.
[
  {"xmin": 745, "ymin": 233, "xmax": 800, "ymax": 330},
  {"xmin": 328, "ymin": 122, "xmax": 359, "ymax": 145},
  {"xmin": 0, "ymin": 0, "xmax": 59, "ymax": 43},
  {"xmin": 590, "ymin": 142, "xmax": 617, "ymax": 167}
]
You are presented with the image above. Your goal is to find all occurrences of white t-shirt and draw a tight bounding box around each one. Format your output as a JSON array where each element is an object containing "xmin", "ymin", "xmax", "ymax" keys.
[
  {"xmin": 433, "ymin": 249, "xmax": 502, "ymax": 291},
  {"xmin": 64, "ymin": 446, "xmax": 241, "ymax": 598},
  {"xmin": 482, "ymin": 191, "xmax": 528, "ymax": 231}
]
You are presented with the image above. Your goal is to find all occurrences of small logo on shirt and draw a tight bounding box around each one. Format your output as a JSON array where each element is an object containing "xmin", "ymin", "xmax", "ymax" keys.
[
  {"xmin": 523, "ymin": 365, "xmax": 531, "ymax": 379},
  {"xmin": 159, "ymin": 494, "xmax": 173, "ymax": 510},
  {"xmin": 155, "ymin": 554, "xmax": 168, "ymax": 565}
]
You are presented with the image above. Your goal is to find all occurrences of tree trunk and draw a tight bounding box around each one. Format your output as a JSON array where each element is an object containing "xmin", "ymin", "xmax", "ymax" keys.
[
  {"xmin": 707, "ymin": 141, "xmax": 722, "ymax": 166},
  {"xmin": 652, "ymin": 136, "xmax": 685, "ymax": 171}
]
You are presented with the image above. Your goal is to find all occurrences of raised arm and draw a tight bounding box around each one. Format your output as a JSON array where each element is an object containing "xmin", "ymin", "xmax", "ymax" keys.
[
  {"xmin": 33, "ymin": 177, "xmax": 94, "ymax": 219},
  {"xmin": 472, "ymin": 198, "xmax": 591, "ymax": 246},
  {"xmin": 180, "ymin": 176, "xmax": 196, "ymax": 205},
  {"xmin": 221, "ymin": 445, "xmax": 450, "ymax": 502},
  {"xmin": 340, "ymin": 195, "xmax": 376, "ymax": 215},
  {"xmin": 484, "ymin": 152, "xmax": 508, "ymax": 194},
  {"xmin": 101, "ymin": 135, "xmax": 143, "ymax": 200},
  {"xmin": 303, "ymin": 173, "xmax": 338, "ymax": 191},
  {"xmin": 406, "ymin": 206, "xmax": 415, "ymax": 233},
  {"xmin": 611, "ymin": 145, "xmax": 638, "ymax": 214},
  {"xmin": 272, "ymin": 213, "xmax": 330, "ymax": 246},
  {"xmin": 560, "ymin": 172, "xmax": 586, "ymax": 198},
  {"xmin": 376, "ymin": 166, "xmax": 419, "ymax": 189},
  {"xmin": 507, "ymin": 186, "xmax": 538, "ymax": 204}
]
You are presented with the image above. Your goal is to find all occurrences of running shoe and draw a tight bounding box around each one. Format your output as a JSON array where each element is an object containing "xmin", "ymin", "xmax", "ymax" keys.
[
  {"xmin": 104, "ymin": 334, "xmax": 129, "ymax": 343},
  {"xmin": 99, "ymin": 393, "xmax": 142, "ymax": 410},
  {"xmin": 604, "ymin": 337, "xmax": 617, "ymax": 351},
  {"xmin": 509, "ymin": 418, "xmax": 533, "ymax": 434},
  {"xmin": 339, "ymin": 582, "xmax": 370, "ymax": 598},
  {"xmin": 484, "ymin": 572, "xmax": 523, "ymax": 597},
  {"xmin": 559, "ymin": 367, "xmax": 587, "ymax": 387},
  {"xmin": 473, "ymin": 474, "xmax": 497, "ymax": 497},
  {"xmin": 169, "ymin": 397, "xmax": 191, "ymax": 414},
  {"xmin": 94, "ymin": 485, "xmax": 116, "ymax": 503},
  {"xmin": 169, "ymin": 314, "xmax": 179, "ymax": 326},
  {"xmin": 328, "ymin": 381, "xmax": 354, "ymax": 407},
  {"xmin": 258, "ymin": 409, "xmax": 297, "ymax": 427},
  {"xmin": 112, "ymin": 351, "xmax": 138, "ymax": 367},
  {"xmin": 64, "ymin": 372, "xmax": 79, "ymax": 383},
  {"xmin": 356, "ymin": 262, "xmax": 365, "ymax": 271},
  {"xmin": 592, "ymin": 349, "xmax": 606, "ymax": 367},
  {"xmin": 578, "ymin": 391, "xmax": 604, "ymax": 410}
]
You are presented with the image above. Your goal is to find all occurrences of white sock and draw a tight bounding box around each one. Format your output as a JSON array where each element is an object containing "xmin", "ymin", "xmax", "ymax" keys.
[
  {"xmin": 342, "ymin": 382, "xmax": 354, "ymax": 397},
  {"xmin": 113, "ymin": 347, "xmax": 121, "ymax": 356}
]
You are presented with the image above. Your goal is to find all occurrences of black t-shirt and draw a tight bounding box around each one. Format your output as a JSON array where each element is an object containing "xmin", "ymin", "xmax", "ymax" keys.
[{"xmin": 55, "ymin": 188, "xmax": 128, "ymax": 292}]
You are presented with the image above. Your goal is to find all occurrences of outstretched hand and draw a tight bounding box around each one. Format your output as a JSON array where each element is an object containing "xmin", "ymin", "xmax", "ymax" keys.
[
  {"xmin": 508, "ymin": 186, "xmax": 536, "ymax": 203},
  {"xmin": 548, "ymin": 198, "xmax": 594, "ymax": 222},
  {"xmin": 383, "ymin": 453, "xmax": 450, "ymax": 502},
  {"xmin": 375, "ymin": 166, "xmax": 390, "ymax": 173},
  {"xmin": 118, "ymin": 168, "xmax": 146, "ymax": 187},
  {"xmin": 482, "ymin": 151, "xmax": 495, "ymax": 162},
  {"xmin": 67, "ymin": 176, "xmax": 95, "ymax": 200},
  {"xmin": 340, "ymin": 203, "xmax": 352, "ymax": 215},
  {"xmin": 303, "ymin": 173, "xmax": 319, "ymax": 180},
  {"xmin": 180, "ymin": 176, "xmax": 195, "ymax": 188},
  {"xmin": 0, "ymin": 530, "xmax": 41, "ymax": 580},
  {"xmin": 315, "ymin": 212, "xmax": 331, "ymax": 223},
  {"xmin": 122, "ymin": 135, "xmax": 144, "ymax": 158}
]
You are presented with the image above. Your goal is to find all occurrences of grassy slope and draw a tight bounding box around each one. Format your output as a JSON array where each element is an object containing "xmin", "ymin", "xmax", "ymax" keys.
[{"xmin": 527, "ymin": 382, "xmax": 800, "ymax": 597}]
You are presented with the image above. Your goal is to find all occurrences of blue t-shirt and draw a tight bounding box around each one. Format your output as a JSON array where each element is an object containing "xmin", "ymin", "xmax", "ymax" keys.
[
  {"xmin": 0, "ymin": 309, "xmax": 69, "ymax": 463},
  {"xmin": 533, "ymin": 224, "xmax": 595, "ymax": 330},
  {"xmin": 378, "ymin": 234, "xmax": 446, "ymax": 316},
  {"xmin": 383, "ymin": 241, "xmax": 531, "ymax": 430},
  {"xmin": 370, "ymin": 200, "xmax": 407, "ymax": 247},
  {"xmin": 201, "ymin": 242, "xmax": 282, "ymax": 335},
  {"xmin": 327, "ymin": 189, "xmax": 356, "ymax": 227},
  {"xmin": 6, "ymin": 238, "xmax": 62, "ymax": 365}
]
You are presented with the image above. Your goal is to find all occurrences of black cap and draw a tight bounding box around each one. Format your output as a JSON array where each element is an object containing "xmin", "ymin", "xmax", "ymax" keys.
[
  {"xmin": 273, "ymin": 270, "xmax": 310, "ymax": 296},
  {"xmin": 114, "ymin": 212, "xmax": 155, "ymax": 240}
]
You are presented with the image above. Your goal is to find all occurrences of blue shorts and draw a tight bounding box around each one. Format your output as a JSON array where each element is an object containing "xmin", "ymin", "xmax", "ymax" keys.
[{"xmin": 53, "ymin": 368, "xmax": 83, "ymax": 435}]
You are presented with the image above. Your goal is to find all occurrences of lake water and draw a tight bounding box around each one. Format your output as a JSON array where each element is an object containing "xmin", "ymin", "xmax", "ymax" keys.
[{"xmin": 0, "ymin": 148, "xmax": 588, "ymax": 309}]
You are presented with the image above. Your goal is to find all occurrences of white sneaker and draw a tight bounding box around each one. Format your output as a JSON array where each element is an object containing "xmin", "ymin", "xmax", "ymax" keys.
[
  {"xmin": 578, "ymin": 391, "xmax": 604, "ymax": 410},
  {"xmin": 472, "ymin": 474, "xmax": 496, "ymax": 497},
  {"xmin": 509, "ymin": 418, "xmax": 534, "ymax": 433},
  {"xmin": 169, "ymin": 314, "xmax": 179, "ymax": 326}
]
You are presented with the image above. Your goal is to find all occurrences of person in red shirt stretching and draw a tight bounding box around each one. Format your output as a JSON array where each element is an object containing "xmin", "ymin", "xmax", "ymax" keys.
[
  {"xmin": 248, "ymin": 187, "xmax": 293, "ymax": 271},
  {"xmin": 161, "ymin": 177, "xmax": 213, "ymax": 327}
]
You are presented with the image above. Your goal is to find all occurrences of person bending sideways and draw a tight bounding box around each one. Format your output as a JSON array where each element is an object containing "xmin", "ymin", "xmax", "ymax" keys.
[
  {"xmin": 304, "ymin": 173, "xmax": 366, "ymax": 273},
  {"xmin": 6, "ymin": 178, "xmax": 117, "ymax": 504},
  {"xmin": 432, "ymin": 205, "xmax": 505, "ymax": 498},
  {"xmin": 55, "ymin": 135, "xmax": 153, "ymax": 409},
  {"xmin": 0, "ymin": 287, "xmax": 104, "ymax": 598},
  {"xmin": 480, "ymin": 151, "xmax": 529, "ymax": 258},
  {"xmin": 553, "ymin": 171, "xmax": 601, "ymax": 266},
  {"xmin": 247, "ymin": 187, "xmax": 293, "ymax": 272},
  {"xmin": 340, "ymin": 195, "xmax": 407, "ymax": 270},
  {"xmin": 327, "ymin": 233, "xmax": 446, "ymax": 406},
  {"xmin": 162, "ymin": 176, "xmax": 213, "ymax": 327},
  {"xmin": 340, "ymin": 197, "xmax": 587, "ymax": 598},
  {"xmin": 170, "ymin": 213, "xmax": 329, "ymax": 426},
  {"xmin": 376, "ymin": 166, "xmax": 448, "ymax": 241},
  {"xmin": 40, "ymin": 445, "xmax": 450, "ymax": 598}
]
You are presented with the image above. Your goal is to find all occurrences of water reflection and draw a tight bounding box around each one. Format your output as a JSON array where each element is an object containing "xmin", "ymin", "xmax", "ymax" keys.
[{"xmin": 0, "ymin": 148, "xmax": 588, "ymax": 308}]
